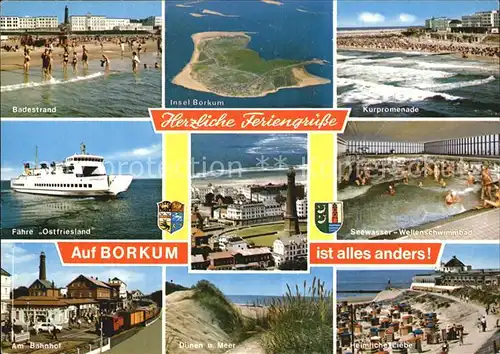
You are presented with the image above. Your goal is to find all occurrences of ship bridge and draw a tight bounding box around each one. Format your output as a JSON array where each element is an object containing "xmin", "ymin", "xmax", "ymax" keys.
[{"xmin": 66, "ymin": 154, "xmax": 105, "ymax": 163}]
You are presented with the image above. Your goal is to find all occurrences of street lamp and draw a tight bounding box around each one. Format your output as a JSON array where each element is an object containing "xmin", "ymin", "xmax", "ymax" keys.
[{"xmin": 99, "ymin": 310, "xmax": 103, "ymax": 354}]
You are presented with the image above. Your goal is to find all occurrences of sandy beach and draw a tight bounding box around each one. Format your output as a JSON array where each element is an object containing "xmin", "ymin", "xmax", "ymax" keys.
[
  {"xmin": 0, "ymin": 40, "xmax": 160, "ymax": 72},
  {"xmin": 338, "ymin": 289, "xmax": 499, "ymax": 354},
  {"xmin": 172, "ymin": 31, "xmax": 248, "ymax": 94},
  {"xmin": 171, "ymin": 31, "xmax": 331, "ymax": 98}
]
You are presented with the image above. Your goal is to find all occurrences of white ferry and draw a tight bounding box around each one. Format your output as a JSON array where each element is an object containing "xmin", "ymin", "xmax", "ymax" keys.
[{"xmin": 10, "ymin": 143, "xmax": 133, "ymax": 197}]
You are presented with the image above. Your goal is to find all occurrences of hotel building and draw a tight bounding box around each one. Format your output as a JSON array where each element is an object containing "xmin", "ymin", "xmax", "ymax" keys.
[{"xmin": 0, "ymin": 16, "xmax": 59, "ymax": 30}]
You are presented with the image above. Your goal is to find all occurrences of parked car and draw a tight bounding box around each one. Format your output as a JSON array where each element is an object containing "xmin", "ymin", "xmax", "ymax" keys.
[{"xmin": 33, "ymin": 322, "xmax": 62, "ymax": 333}]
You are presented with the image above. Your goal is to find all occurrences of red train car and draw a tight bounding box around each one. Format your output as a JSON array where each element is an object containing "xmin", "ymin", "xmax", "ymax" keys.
[
  {"xmin": 118, "ymin": 310, "xmax": 145, "ymax": 329},
  {"xmin": 101, "ymin": 315, "xmax": 124, "ymax": 337}
]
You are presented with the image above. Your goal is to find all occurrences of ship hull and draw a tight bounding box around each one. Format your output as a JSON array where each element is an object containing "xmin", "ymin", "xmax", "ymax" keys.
[{"xmin": 10, "ymin": 174, "xmax": 133, "ymax": 198}]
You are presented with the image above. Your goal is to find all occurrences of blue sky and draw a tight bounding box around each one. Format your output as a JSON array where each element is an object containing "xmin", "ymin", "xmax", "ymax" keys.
[
  {"xmin": 338, "ymin": 1, "xmax": 499, "ymax": 28},
  {"xmin": 1, "ymin": 1, "xmax": 161, "ymax": 20},
  {"xmin": 166, "ymin": 267, "xmax": 333, "ymax": 296},
  {"xmin": 0, "ymin": 243, "xmax": 162, "ymax": 294},
  {"xmin": 442, "ymin": 244, "xmax": 500, "ymax": 270},
  {"xmin": 1, "ymin": 121, "xmax": 162, "ymax": 180}
]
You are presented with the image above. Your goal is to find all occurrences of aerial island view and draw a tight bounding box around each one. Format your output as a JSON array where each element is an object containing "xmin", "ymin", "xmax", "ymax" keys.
[
  {"xmin": 166, "ymin": 0, "xmax": 333, "ymax": 108},
  {"xmin": 190, "ymin": 134, "xmax": 308, "ymax": 271},
  {"xmin": 337, "ymin": 1, "xmax": 500, "ymax": 117}
]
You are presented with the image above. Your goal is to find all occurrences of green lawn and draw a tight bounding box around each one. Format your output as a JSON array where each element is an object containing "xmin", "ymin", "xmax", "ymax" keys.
[{"xmin": 236, "ymin": 222, "xmax": 307, "ymax": 247}]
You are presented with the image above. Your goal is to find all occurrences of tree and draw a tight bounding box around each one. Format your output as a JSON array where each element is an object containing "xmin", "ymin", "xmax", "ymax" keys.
[
  {"xmin": 223, "ymin": 196, "xmax": 234, "ymax": 205},
  {"xmin": 278, "ymin": 258, "xmax": 307, "ymax": 271},
  {"xmin": 204, "ymin": 192, "xmax": 215, "ymax": 206}
]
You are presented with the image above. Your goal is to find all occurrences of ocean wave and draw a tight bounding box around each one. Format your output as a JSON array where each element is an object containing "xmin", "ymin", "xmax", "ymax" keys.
[
  {"xmin": 247, "ymin": 134, "xmax": 308, "ymax": 155},
  {"xmin": 337, "ymin": 78, "xmax": 462, "ymax": 105},
  {"xmin": 415, "ymin": 75, "xmax": 496, "ymax": 91},
  {"xmin": 1, "ymin": 72, "xmax": 105, "ymax": 93},
  {"xmin": 338, "ymin": 185, "xmax": 372, "ymax": 201},
  {"xmin": 192, "ymin": 164, "xmax": 308, "ymax": 179},
  {"xmin": 339, "ymin": 63, "xmax": 455, "ymax": 85},
  {"xmin": 336, "ymin": 54, "xmax": 375, "ymax": 61},
  {"xmin": 416, "ymin": 61, "xmax": 490, "ymax": 71}
]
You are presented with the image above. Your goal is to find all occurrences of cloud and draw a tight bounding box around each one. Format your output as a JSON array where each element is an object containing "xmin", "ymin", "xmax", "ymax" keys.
[
  {"xmin": 1, "ymin": 245, "xmax": 37, "ymax": 266},
  {"xmin": 106, "ymin": 143, "xmax": 162, "ymax": 161},
  {"xmin": 1, "ymin": 166, "xmax": 17, "ymax": 181},
  {"xmin": 358, "ymin": 12, "xmax": 385, "ymax": 24},
  {"xmin": 399, "ymin": 13, "xmax": 417, "ymax": 23}
]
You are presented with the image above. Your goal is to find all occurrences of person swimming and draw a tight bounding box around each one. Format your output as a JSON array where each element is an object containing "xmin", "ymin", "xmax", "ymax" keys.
[
  {"xmin": 387, "ymin": 184, "xmax": 396, "ymax": 196},
  {"xmin": 466, "ymin": 171, "xmax": 475, "ymax": 186},
  {"xmin": 445, "ymin": 190, "xmax": 459, "ymax": 205},
  {"xmin": 132, "ymin": 51, "xmax": 140, "ymax": 72},
  {"xmin": 154, "ymin": 62, "xmax": 160, "ymax": 69},
  {"xmin": 483, "ymin": 185, "xmax": 500, "ymax": 208},
  {"xmin": 440, "ymin": 178, "xmax": 447, "ymax": 188},
  {"xmin": 418, "ymin": 181, "xmax": 423, "ymax": 188}
]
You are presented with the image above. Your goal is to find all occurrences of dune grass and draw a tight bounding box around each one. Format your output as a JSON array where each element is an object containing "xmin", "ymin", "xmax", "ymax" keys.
[{"xmin": 259, "ymin": 277, "xmax": 333, "ymax": 354}]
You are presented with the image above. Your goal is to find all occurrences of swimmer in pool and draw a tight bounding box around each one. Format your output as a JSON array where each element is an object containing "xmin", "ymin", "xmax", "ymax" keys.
[
  {"xmin": 466, "ymin": 172, "xmax": 475, "ymax": 186},
  {"xmin": 402, "ymin": 170, "xmax": 409, "ymax": 184},
  {"xmin": 482, "ymin": 185, "xmax": 500, "ymax": 208},
  {"xmin": 434, "ymin": 164, "xmax": 441, "ymax": 183},
  {"xmin": 418, "ymin": 182, "xmax": 423, "ymax": 188},
  {"xmin": 387, "ymin": 184, "xmax": 396, "ymax": 196},
  {"xmin": 440, "ymin": 178, "xmax": 447, "ymax": 188},
  {"xmin": 481, "ymin": 166, "xmax": 493, "ymax": 200},
  {"xmin": 154, "ymin": 62, "xmax": 160, "ymax": 69},
  {"xmin": 23, "ymin": 48, "xmax": 30, "ymax": 74},
  {"xmin": 445, "ymin": 191, "xmax": 459, "ymax": 205}
]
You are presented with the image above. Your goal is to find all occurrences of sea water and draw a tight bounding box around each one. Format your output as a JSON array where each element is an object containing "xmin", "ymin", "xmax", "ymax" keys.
[
  {"xmin": 191, "ymin": 133, "xmax": 308, "ymax": 182},
  {"xmin": 166, "ymin": 0, "xmax": 334, "ymax": 108},
  {"xmin": 1, "ymin": 52, "xmax": 162, "ymax": 117},
  {"xmin": 337, "ymin": 50, "xmax": 500, "ymax": 117},
  {"xmin": 1, "ymin": 179, "xmax": 162, "ymax": 239}
]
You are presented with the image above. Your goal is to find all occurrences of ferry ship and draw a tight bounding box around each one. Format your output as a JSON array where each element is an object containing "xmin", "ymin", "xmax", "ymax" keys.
[{"xmin": 10, "ymin": 143, "xmax": 133, "ymax": 197}]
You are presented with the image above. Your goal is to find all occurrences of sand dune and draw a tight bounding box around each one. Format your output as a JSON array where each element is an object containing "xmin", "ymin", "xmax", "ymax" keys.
[{"xmin": 261, "ymin": 0, "xmax": 284, "ymax": 5}]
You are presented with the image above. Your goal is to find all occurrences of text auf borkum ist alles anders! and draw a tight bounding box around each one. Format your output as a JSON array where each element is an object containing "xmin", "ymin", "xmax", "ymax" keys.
[{"xmin": 159, "ymin": 112, "xmax": 339, "ymax": 130}]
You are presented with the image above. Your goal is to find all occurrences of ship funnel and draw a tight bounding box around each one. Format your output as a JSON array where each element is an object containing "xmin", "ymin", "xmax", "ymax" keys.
[{"xmin": 80, "ymin": 142, "xmax": 87, "ymax": 155}]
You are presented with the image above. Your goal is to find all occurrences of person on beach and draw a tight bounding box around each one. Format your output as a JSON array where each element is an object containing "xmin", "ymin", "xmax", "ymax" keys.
[
  {"xmin": 154, "ymin": 62, "xmax": 160, "ymax": 69},
  {"xmin": 23, "ymin": 48, "xmax": 30, "ymax": 74},
  {"xmin": 62, "ymin": 48, "xmax": 69, "ymax": 71},
  {"xmin": 441, "ymin": 340, "xmax": 449, "ymax": 354},
  {"xmin": 41, "ymin": 49, "xmax": 51, "ymax": 80},
  {"xmin": 72, "ymin": 52, "xmax": 78, "ymax": 72},
  {"xmin": 132, "ymin": 51, "xmax": 140, "ymax": 72},
  {"xmin": 120, "ymin": 40, "xmax": 125, "ymax": 55},
  {"xmin": 81, "ymin": 45, "xmax": 89, "ymax": 69},
  {"xmin": 48, "ymin": 49, "xmax": 54, "ymax": 76},
  {"xmin": 101, "ymin": 54, "xmax": 110, "ymax": 72},
  {"xmin": 387, "ymin": 184, "xmax": 396, "ymax": 196},
  {"xmin": 137, "ymin": 42, "xmax": 142, "ymax": 59}
]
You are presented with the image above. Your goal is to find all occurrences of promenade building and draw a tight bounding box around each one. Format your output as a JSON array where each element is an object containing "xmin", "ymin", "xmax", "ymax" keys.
[
  {"xmin": 1, "ymin": 268, "xmax": 12, "ymax": 316},
  {"xmin": 462, "ymin": 10, "xmax": 499, "ymax": 28},
  {"xmin": 272, "ymin": 234, "xmax": 308, "ymax": 268},
  {"xmin": 0, "ymin": 16, "xmax": 58, "ymax": 31},
  {"xmin": 411, "ymin": 256, "xmax": 500, "ymax": 292}
]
